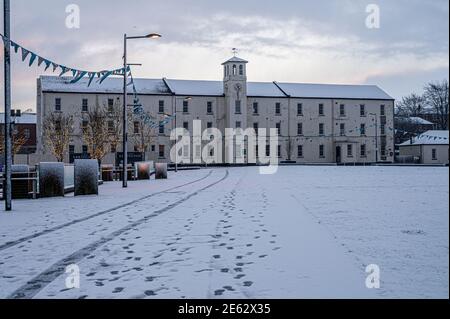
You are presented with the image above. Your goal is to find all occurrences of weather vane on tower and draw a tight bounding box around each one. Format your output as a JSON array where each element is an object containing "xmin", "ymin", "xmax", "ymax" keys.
[{"xmin": 232, "ymin": 48, "xmax": 239, "ymax": 57}]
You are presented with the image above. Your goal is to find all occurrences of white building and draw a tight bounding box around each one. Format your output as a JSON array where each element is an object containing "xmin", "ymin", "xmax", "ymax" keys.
[
  {"xmin": 35, "ymin": 56, "xmax": 395, "ymax": 165},
  {"xmin": 399, "ymin": 130, "xmax": 449, "ymax": 165}
]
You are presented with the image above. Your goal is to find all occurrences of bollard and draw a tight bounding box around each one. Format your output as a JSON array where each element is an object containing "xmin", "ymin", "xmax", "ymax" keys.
[
  {"xmin": 135, "ymin": 161, "xmax": 154, "ymax": 180},
  {"xmin": 155, "ymin": 163, "xmax": 168, "ymax": 180}
]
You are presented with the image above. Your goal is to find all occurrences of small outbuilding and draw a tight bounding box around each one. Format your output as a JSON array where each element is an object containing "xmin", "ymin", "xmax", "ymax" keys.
[{"xmin": 398, "ymin": 130, "xmax": 449, "ymax": 165}]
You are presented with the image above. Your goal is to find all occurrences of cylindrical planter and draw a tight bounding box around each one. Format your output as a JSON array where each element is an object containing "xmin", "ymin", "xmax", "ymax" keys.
[
  {"xmin": 135, "ymin": 161, "xmax": 154, "ymax": 180},
  {"xmin": 39, "ymin": 162, "xmax": 65, "ymax": 198},
  {"xmin": 155, "ymin": 163, "xmax": 168, "ymax": 180},
  {"xmin": 74, "ymin": 159, "xmax": 99, "ymax": 196}
]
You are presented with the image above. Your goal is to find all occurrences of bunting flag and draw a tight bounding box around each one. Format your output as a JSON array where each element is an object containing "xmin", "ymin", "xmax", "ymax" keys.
[{"xmin": 0, "ymin": 32, "xmax": 126, "ymax": 87}]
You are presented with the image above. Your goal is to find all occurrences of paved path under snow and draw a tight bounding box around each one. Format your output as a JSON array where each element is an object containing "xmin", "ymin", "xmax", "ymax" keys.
[{"xmin": 0, "ymin": 166, "xmax": 447, "ymax": 298}]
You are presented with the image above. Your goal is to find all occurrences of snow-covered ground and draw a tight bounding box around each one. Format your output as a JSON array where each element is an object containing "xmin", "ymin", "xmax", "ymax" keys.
[{"xmin": 0, "ymin": 166, "xmax": 448, "ymax": 299}]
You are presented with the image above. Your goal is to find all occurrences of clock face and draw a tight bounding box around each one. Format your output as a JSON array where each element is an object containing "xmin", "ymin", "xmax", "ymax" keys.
[{"xmin": 234, "ymin": 83, "xmax": 242, "ymax": 91}]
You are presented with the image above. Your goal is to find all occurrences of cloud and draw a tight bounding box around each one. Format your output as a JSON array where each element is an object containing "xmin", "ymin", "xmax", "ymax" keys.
[{"xmin": 0, "ymin": 0, "xmax": 448, "ymax": 109}]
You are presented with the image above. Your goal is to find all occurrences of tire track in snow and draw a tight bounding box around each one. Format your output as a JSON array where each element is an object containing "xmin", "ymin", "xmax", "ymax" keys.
[
  {"xmin": 8, "ymin": 170, "xmax": 229, "ymax": 299},
  {"xmin": 0, "ymin": 170, "xmax": 213, "ymax": 253}
]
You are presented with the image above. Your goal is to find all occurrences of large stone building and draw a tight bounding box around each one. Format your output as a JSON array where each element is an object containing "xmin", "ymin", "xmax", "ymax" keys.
[{"xmin": 36, "ymin": 56, "xmax": 395, "ymax": 165}]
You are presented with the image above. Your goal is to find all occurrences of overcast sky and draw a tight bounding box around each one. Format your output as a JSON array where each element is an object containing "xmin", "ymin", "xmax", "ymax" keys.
[{"xmin": 0, "ymin": 0, "xmax": 449, "ymax": 111}]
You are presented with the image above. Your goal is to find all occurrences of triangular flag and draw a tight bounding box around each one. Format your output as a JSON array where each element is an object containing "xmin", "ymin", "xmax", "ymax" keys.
[
  {"xmin": 28, "ymin": 53, "xmax": 37, "ymax": 66},
  {"xmin": 70, "ymin": 71, "xmax": 87, "ymax": 84},
  {"xmin": 11, "ymin": 41, "xmax": 19, "ymax": 53},
  {"xmin": 21, "ymin": 47, "xmax": 30, "ymax": 61},
  {"xmin": 37, "ymin": 56, "xmax": 45, "ymax": 67},
  {"xmin": 72, "ymin": 69, "xmax": 78, "ymax": 77},
  {"xmin": 44, "ymin": 60, "xmax": 52, "ymax": 71},
  {"xmin": 87, "ymin": 72, "xmax": 96, "ymax": 87},
  {"xmin": 59, "ymin": 66, "xmax": 69, "ymax": 76},
  {"xmin": 99, "ymin": 71, "xmax": 112, "ymax": 84},
  {"xmin": 52, "ymin": 63, "xmax": 59, "ymax": 72}
]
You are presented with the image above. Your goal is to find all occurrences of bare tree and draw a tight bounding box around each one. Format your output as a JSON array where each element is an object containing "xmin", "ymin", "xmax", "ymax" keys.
[
  {"xmin": 424, "ymin": 80, "xmax": 449, "ymax": 130},
  {"xmin": 395, "ymin": 93, "xmax": 427, "ymax": 117},
  {"xmin": 81, "ymin": 98, "xmax": 111, "ymax": 163},
  {"xmin": 0, "ymin": 128, "xmax": 29, "ymax": 158},
  {"xmin": 42, "ymin": 112, "xmax": 74, "ymax": 162},
  {"xmin": 132, "ymin": 117, "xmax": 156, "ymax": 161}
]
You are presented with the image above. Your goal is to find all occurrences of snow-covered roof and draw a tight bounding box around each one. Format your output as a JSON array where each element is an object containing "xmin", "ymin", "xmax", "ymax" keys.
[
  {"xmin": 222, "ymin": 57, "xmax": 248, "ymax": 64},
  {"xmin": 399, "ymin": 130, "xmax": 449, "ymax": 146},
  {"xmin": 398, "ymin": 117, "xmax": 434, "ymax": 125},
  {"xmin": 40, "ymin": 76, "xmax": 394, "ymax": 100},
  {"xmin": 40, "ymin": 76, "xmax": 171, "ymax": 95},
  {"xmin": 0, "ymin": 113, "xmax": 36, "ymax": 124},
  {"xmin": 248, "ymin": 82, "xmax": 286, "ymax": 97},
  {"xmin": 164, "ymin": 79, "xmax": 223, "ymax": 96},
  {"xmin": 275, "ymin": 82, "xmax": 394, "ymax": 100}
]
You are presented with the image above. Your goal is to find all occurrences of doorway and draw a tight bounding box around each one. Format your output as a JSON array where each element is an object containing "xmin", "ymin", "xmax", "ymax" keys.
[{"xmin": 336, "ymin": 146, "xmax": 342, "ymax": 163}]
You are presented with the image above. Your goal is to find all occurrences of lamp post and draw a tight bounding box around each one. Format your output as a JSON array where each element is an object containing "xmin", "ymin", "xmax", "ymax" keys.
[
  {"xmin": 172, "ymin": 96, "xmax": 192, "ymax": 172},
  {"xmin": 3, "ymin": 0, "xmax": 12, "ymax": 211},
  {"xmin": 122, "ymin": 33, "xmax": 161, "ymax": 188},
  {"xmin": 369, "ymin": 113, "xmax": 378, "ymax": 163}
]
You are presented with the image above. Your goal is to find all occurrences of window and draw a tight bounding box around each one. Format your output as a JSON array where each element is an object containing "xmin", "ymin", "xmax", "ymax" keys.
[
  {"xmin": 159, "ymin": 100, "xmax": 165, "ymax": 114},
  {"xmin": 82, "ymin": 145, "xmax": 88, "ymax": 154},
  {"xmin": 360, "ymin": 123, "xmax": 366, "ymax": 136},
  {"xmin": 277, "ymin": 145, "xmax": 281, "ymax": 158},
  {"xmin": 108, "ymin": 121, "xmax": 114, "ymax": 132},
  {"xmin": 235, "ymin": 100, "xmax": 241, "ymax": 114},
  {"xmin": 239, "ymin": 65, "xmax": 244, "ymax": 76},
  {"xmin": 339, "ymin": 104, "xmax": 345, "ymax": 117},
  {"xmin": 134, "ymin": 121, "xmax": 140, "ymax": 134},
  {"xmin": 266, "ymin": 145, "xmax": 270, "ymax": 157},
  {"xmin": 55, "ymin": 98, "xmax": 61, "ymax": 111},
  {"xmin": 275, "ymin": 103, "xmax": 281, "ymax": 115},
  {"xmin": 69, "ymin": 145, "xmax": 75, "ymax": 154},
  {"xmin": 360, "ymin": 104, "xmax": 366, "ymax": 117},
  {"xmin": 298, "ymin": 145, "xmax": 303, "ymax": 158},
  {"xmin": 319, "ymin": 123, "xmax": 324, "ymax": 136},
  {"xmin": 232, "ymin": 64, "xmax": 237, "ymax": 75},
  {"xmin": 380, "ymin": 125, "xmax": 386, "ymax": 136},
  {"xmin": 82, "ymin": 99, "xmax": 88, "ymax": 112},
  {"xmin": 319, "ymin": 104, "xmax": 324, "ymax": 116},
  {"xmin": 110, "ymin": 144, "xmax": 116, "ymax": 153},
  {"xmin": 159, "ymin": 125, "xmax": 165, "ymax": 135},
  {"xmin": 360, "ymin": 144, "xmax": 366, "ymax": 157},
  {"xmin": 347, "ymin": 144, "xmax": 353, "ymax": 157},
  {"xmin": 380, "ymin": 105, "xmax": 385, "ymax": 116},
  {"xmin": 207, "ymin": 122, "xmax": 213, "ymax": 129},
  {"xmin": 151, "ymin": 145, "xmax": 155, "ymax": 152},
  {"xmin": 253, "ymin": 102, "xmax": 259, "ymax": 114},
  {"xmin": 340, "ymin": 123, "xmax": 345, "ymax": 136},
  {"xmin": 183, "ymin": 122, "xmax": 189, "ymax": 131},
  {"xmin": 276, "ymin": 122, "xmax": 281, "ymax": 135},
  {"xmin": 183, "ymin": 100, "xmax": 189, "ymax": 113},
  {"xmin": 297, "ymin": 123, "xmax": 303, "ymax": 136},
  {"xmin": 432, "ymin": 148, "xmax": 437, "ymax": 160},
  {"xmin": 159, "ymin": 145, "xmax": 165, "ymax": 158},
  {"xmin": 207, "ymin": 101, "xmax": 213, "ymax": 114},
  {"xmin": 319, "ymin": 145, "xmax": 325, "ymax": 158},
  {"xmin": 236, "ymin": 121, "xmax": 241, "ymax": 128},
  {"xmin": 108, "ymin": 99, "xmax": 114, "ymax": 112},
  {"xmin": 297, "ymin": 103, "xmax": 303, "ymax": 116},
  {"xmin": 82, "ymin": 120, "xmax": 88, "ymax": 130}
]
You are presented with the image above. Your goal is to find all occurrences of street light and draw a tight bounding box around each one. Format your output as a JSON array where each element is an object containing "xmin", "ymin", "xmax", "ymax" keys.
[
  {"xmin": 122, "ymin": 32, "xmax": 161, "ymax": 188},
  {"xmin": 369, "ymin": 113, "xmax": 378, "ymax": 163},
  {"xmin": 173, "ymin": 96, "xmax": 192, "ymax": 172}
]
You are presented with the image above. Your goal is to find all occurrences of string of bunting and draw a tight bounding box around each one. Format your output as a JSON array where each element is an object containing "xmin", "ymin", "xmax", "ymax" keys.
[
  {"xmin": 128, "ymin": 69, "xmax": 175, "ymax": 129},
  {"xmin": 0, "ymin": 33, "xmax": 127, "ymax": 86}
]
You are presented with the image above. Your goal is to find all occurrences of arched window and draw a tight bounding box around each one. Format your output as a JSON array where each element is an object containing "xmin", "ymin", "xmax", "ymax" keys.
[
  {"xmin": 232, "ymin": 64, "xmax": 237, "ymax": 75},
  {"xmin": 224, "ymin": 66, "xmax": 227, "ymax": 77},
  {"xmin": 239, "ymin": 65, "xmax": 244, "ymax": 75}
]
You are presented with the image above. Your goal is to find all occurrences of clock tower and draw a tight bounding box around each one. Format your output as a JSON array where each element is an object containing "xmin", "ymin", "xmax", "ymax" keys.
[{"xmin": 222, "ymin": 55, "xmax": 249, "ymax": 163}]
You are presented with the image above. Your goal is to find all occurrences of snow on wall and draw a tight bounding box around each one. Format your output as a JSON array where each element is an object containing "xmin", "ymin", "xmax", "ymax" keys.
[
  {"xmin": 74, "ymin": 159, "xmax": 99, "ymax": 196},
  {"xmin": 39, "ymin": 162, "xmax": 65, "ymax": 197}
]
